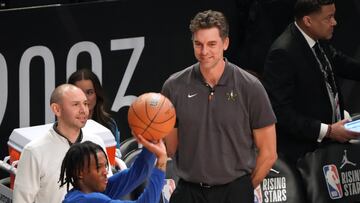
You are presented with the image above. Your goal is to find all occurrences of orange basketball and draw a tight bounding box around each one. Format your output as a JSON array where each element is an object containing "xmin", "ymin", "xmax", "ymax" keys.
[{"xmin": 128, "ymin": 92, "xmax": 176, "ymax": 141}]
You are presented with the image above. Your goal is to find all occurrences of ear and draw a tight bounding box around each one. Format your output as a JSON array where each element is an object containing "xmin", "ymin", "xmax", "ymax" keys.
[
  {"xmin": 51, "ymin": 103, "xmax": 61, "ymax": 117},
  {"xmin": 303, "ymin": 16, "xmax": 312, "ymax": 27},
  {"xmin": 223, "ymin": 37, "xmax": 230, "ymax": 51},
  {"xmin": 78, "ymin": 170, "xmax": 84, "ymax": 179}
]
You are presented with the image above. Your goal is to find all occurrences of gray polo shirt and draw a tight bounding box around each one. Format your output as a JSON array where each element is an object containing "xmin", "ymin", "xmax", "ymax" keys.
[{"xmin": 162, "ymin": 60, "xmax": 276, "ymax": 185}]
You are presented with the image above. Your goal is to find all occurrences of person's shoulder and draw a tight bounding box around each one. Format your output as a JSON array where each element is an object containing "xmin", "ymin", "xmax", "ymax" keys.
[
  {"xmin": 162, "ymin": 64, "xmax": 197, "ymax": 93},
  {"xmin": 106, "ymin": 117, "xmax": 118, "ymax": 134},
  {"xmin": 165, "ymin": 64, "xmax": 196, "ymax": 82},
  {"xmin": 23, "ymin": 129, "xmax": 55, "ymax": 151},
  {"xmin": 85, "ymin": 192, "xmax": 111, "ymax": 200},
  {"xmin": 64, "ymin": 190, "xmax": 110, "ymax": 202},
  {"xmin": 270, "ymin": 23, "xmax": 299, "ymax": 50},
  {"xmin": 229, "ymin": 62, "xmax": 262, "ymax": 84},
  {"xmin": 82, "ymin": 132, "xmax": 104, "ymax": 145},
  {"xmin": 228, "ymin": 63, "xmax": 267, "ymax": 94}
]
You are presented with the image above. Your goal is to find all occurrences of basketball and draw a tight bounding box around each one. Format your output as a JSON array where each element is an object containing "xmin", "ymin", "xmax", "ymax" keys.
[{"xmin": 128, "ymin": 92, "xmax": 176, "ymax": 141}]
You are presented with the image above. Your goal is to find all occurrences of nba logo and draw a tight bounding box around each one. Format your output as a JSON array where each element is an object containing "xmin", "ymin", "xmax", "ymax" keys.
[
  {"xmin": 323, "ymin": 164, "xmax": 343, "ymax": 199},
  {"xmin": 254, "ymin": 185, "xmax": 263, "ymax": 203}
]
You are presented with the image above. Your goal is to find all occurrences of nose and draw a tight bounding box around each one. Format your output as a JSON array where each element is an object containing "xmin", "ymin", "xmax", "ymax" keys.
[
  {"xmin": 80, "ymin": 103, "xmax": 88, "ymax": 114},
  {"xmin": 201, "ymin": 46, "xmax": 208, "ymax": 55},
  {"xmin": 103, "ymin": 166, "xmax": 109, "ymax": 175},
  {"xmin": 331, "ymin": 17, "xmax": 337, "ymax": 26}
]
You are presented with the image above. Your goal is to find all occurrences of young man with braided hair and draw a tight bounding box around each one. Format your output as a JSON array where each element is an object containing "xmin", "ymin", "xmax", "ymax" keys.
[{"xmin": 59, "ymin": 137, "xmax": 167, "ymax": 203}]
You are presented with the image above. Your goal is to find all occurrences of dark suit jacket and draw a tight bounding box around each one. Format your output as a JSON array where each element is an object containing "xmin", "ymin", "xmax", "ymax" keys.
[{"xmin": 263, "ymin": 22, "xmax": 360, "ymax": 165}]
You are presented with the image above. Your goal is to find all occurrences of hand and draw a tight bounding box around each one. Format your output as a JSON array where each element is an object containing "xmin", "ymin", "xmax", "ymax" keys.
[
  {"xmin": 135, "ymin": 134, "xmax": 168, "ymax": 171},
  {"xmin": 329, "ymin": 119, "xmax": 360, "ymax": 142}
]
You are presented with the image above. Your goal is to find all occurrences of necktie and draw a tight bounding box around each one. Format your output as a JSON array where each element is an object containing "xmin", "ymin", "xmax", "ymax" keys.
[
  {"xmin": 313, "ymin": 42, "xmax": 341, "ymax": 122},
  {"xmin": 313, "ymin": 42, "xmax": 337, "ymax": 95}
]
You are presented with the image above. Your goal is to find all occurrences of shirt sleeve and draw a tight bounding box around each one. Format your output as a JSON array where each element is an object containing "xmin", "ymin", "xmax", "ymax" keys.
[
  {"xmin": 131, "ymin": 168, "xmax": 165, "ymax": 203},
  {"xmin": 104, "ymin": 148, "xmax": 156, "ymax": 198},
  {"xmin": 248, "ymin": 79, "xmax": 277, "ymax": 129},
  {"xmin": 317, "ymin": 123, "xmax": 328, "ymax": 142},
  {"xmin": 13, "ymin": 146, "xmax": 41, "ymax": 203}
]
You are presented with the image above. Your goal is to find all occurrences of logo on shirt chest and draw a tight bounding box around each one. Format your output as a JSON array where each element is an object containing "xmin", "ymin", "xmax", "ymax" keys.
[
  {"xmin": 187, "ymin": 93, "xmax": 198, "ymax": 98},
  {"xmin": 226, "ymin": 90, "xmax": 237, "ymax": 101}
]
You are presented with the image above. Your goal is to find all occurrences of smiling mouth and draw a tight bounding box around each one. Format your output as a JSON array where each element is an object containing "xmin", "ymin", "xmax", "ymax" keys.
[{"xmin": 78, "ymin": 117, "xmax": 87, "ymax": 122}]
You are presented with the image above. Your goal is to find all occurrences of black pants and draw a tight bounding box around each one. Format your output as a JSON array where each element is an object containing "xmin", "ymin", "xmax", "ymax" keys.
[{"xmin": 169, "ymin": 175, "xmax": 254, "ymax": 203}]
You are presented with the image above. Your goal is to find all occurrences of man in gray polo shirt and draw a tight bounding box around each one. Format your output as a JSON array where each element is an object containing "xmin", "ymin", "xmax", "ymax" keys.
[{"xmin": 161, "ymin": 10, "xmax": 277, "ymax": 203}]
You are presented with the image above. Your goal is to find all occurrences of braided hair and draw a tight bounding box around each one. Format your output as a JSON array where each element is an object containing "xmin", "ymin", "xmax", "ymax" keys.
[{"xmin": 59, "ymin": 141, "xmax": 108, "ymax": 191}]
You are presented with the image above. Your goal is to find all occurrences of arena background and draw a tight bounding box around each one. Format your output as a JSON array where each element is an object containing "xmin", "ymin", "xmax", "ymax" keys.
[{"xmin": 0, "ymin": 0, "xmax": 359, "ymax": 179}]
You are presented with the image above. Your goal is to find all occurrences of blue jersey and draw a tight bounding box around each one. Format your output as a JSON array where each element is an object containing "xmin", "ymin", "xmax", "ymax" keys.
[{"xmin": 63, "ymin": 148, "xmax": 165, "ymax": 203}]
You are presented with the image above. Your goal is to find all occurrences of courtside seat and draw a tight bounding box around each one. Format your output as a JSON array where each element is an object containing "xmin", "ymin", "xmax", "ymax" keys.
[{"xmin": 120, "ymin": 137, "xmax": 140, "ymax": 159}]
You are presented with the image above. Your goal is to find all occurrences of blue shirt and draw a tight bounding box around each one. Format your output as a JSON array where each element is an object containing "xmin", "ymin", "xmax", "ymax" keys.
[{"xmin": 63, "ymin": 148, "xmax": 165, "ymax": 203}]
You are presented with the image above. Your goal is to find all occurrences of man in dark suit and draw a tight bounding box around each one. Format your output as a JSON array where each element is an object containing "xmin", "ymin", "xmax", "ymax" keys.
[{"xmin": 263, "ymin": 0, "xmax": 360, "ymax": 166}]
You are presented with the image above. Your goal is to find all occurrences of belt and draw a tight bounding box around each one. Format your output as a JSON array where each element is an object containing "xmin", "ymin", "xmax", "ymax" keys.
[
  {"xmin": 180, "ymin": 179, "xmax": 227, "ymax": 189},
  {"xmin": 200, "ymin": 182, "xmax": 216, "ymax": 188}
]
